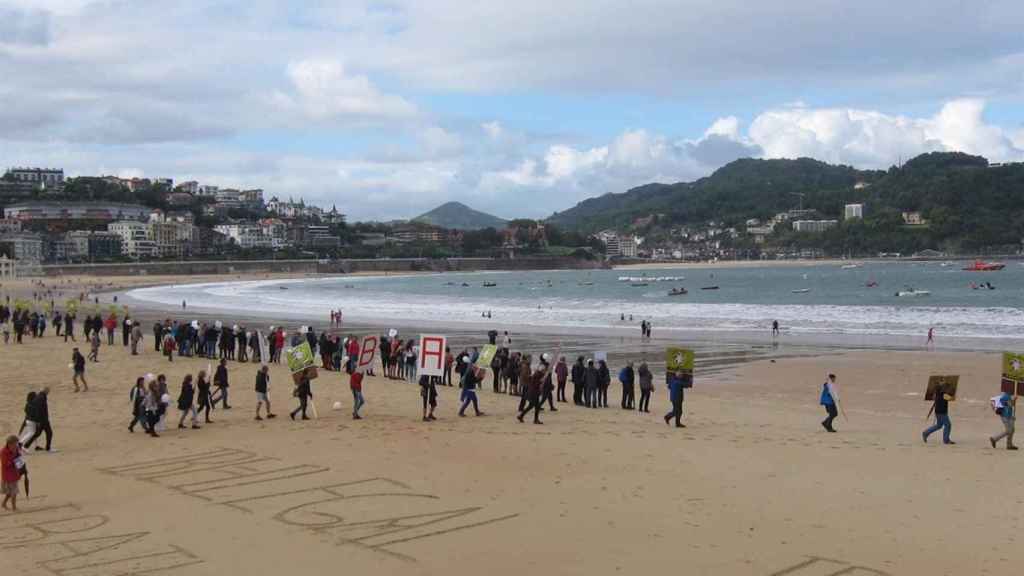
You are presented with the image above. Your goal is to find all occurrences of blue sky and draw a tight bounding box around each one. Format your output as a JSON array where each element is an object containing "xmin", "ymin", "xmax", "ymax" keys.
[{"xmin": 0, "ymin": 0, "xmax": 1022, "ymax": 220}]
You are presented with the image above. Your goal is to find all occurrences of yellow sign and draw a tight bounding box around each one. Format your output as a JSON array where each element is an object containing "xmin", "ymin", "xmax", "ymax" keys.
[
  {"xmin": 666, "ymin": 347, "xmax": 694, "ymax": 373},
  {"xmin": 1003, "ymin": 353, "xmax": 1024, "ymax": 381},
  {"xmin": 925, "ymin": 375, "xmax": 959, "ymax": 401}
]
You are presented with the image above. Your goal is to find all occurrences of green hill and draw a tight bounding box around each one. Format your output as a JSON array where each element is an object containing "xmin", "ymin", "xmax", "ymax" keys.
[
  {"xmin": 413, "ymin": 201, "xmax": 507, "ymax": 230},
  {"xmin": 547, "ymin": 152, "xmax": 1024, "ymax": 255}
]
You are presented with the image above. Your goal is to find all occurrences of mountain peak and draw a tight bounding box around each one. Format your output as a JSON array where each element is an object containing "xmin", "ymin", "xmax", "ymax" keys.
[{"xmin": 413, "ymin": 202, "xmax": 507, "ymax": 230}]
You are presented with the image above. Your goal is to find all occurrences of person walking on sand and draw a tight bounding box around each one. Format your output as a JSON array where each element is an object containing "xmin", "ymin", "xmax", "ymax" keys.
[
  {"xmin": 212, "ymin": 359, "xmax": 231, "ymax": 409},
  {"xmin": 23, "ymin": 388, "xmax": 54, "ymax": 452},
  {"xmin": 88, "ymin": 328, "xmax": 101, "ymax": 362},
  {"xmin": 420, "ymin": 374, "xmax": 438, "ymax": 422},
  {"xmin": 290, "ymin": 373, "xmax": 312, "ymax": 420},
  {"xmin": 72, "ymin": 348, "xmax": 88, "ymax": 392},
  {"xmin": 990, "ymin": 391, "xmax": 1017, "ymax": 450},
  {"xmin": 177, "ymin": 374, "xmax": 200, "ymax": 430},
  {"xmin": 129, "ymin": 377, "xmax": 147, "ymax": 433},
  {"xmin": 664, "ymin": 371, "xmax": 686, "ymax": 428},
  {"xmin": 144, "ymin": 379, "xmax": 161, "ymax": 437},
  {"xmin": 196, "ymin": 370, "xmax": 213, "ymax": 423},
  {"xmin": 820, "ymin": 374, "xmax": 839, "ymax": 433},
  {"xmin": 926, "ymin": 327, "xmax": 935, "ymax": 349},
  {"xmin": 772, "ymin": 320, "xmax": 780, "ymax": 338},
  {"xmin": 350, "ymin": 370, "xmax": 365, "ymax": 420},
  {"xmin": 458, "ymin": 357, "xmax": 485, "ymax": 417},
  {"xmin": 637, "ymin": 361, "xmax": 653, "ymax": 413},
  {"xmin": 518, "ymin": 358, "xmax": 551, "ymax": 425},
  {"xmin": 255, "ymin": 365, "xmax": 276, "ymax": 421},
  {"xmin": 540, "ymin": 355, "xmax": 558, "ymax": 412},
  {"xmin": 130, "ymin": 321, "xmax": 142, "ymax": 355},
  {"xmin": 922, "ymin": 386, "xmax": 955, "ymax": 445}
]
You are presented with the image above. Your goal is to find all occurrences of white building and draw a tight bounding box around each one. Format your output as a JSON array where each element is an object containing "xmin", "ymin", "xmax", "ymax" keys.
[
  {"xmin": 6, "ymin": 167, "xmax": 64, "ymax": 187},
  {"xmin": 792, "ymin": 220, "xmax": 838, "ymax": 233},
  {"xmin": 214, "ymin": 224, "xmax": 274, "ymax": 249},
  {"xmin": 108, "ymin": 221, "xmax": 157, "ymax": 259},
  {"xmin": 844, "ymin": 203, "xmax": 864, "ymax": 220}
]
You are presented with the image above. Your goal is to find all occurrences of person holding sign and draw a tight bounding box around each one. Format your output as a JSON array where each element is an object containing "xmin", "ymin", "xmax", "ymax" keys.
[
  {"xmin": 922, "ymin": 378, "xmax": 956, "ymax": 445},
  {"xmin": 518, "ymin": 356, "xmax": 551, "ymax": 425},
  {"xmin": 420, "ymin": 374, "xmax": 438, "ymax": 422},
  {"xmin": 664, "ymin": 371, "xmax": 686, "ymax": 428},
  {"xmin": 990, "ymin": 392, "xmax": 1017, "ymax": 450},
  {"xmin": 290, "ymin": 373, "xmax": 312, "ymax": 421}
]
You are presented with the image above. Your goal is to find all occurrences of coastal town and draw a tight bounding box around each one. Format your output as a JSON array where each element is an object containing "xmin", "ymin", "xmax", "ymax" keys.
[{"xmin": 3, "ymin": 157, "xmax": 1021, "ymax": 278}]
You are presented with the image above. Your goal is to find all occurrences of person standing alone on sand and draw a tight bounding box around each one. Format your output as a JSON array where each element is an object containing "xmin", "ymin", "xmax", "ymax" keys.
[
  {"xmin": 926, "ymin": 327, "xmax": 935, "ymax": 349},
  {"xmin": 990, "ymin": 391, "xmax": 1017, "ymax": 450},
  {"xmin": 555, "ymin": 356, "xmax": 568, "ymax": 403},
  {"xmin": 820, "ymin": 374, "xmax": 839, "ymax": 433},
  {"xmin": 72, "ymin": 348, "xmax": 87, "ymax": 392},
  {"xmin": 922, "ymin": 386, "xmax": 955, "ymax": 445}
]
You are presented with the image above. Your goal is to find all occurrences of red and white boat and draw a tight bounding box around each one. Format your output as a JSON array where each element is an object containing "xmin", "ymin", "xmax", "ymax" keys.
[{"xmin": 963, "ymin": 260, "xmax": 1005, "ymax": 271}]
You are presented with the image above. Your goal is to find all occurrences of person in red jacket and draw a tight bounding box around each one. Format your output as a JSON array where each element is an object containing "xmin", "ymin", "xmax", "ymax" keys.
[
  {"xmin": 104, "ymin": 313, "xmax": 117, "ymax": 346},
  {"xmin": 346, "ymin": 336, "xmax": 360, "ymax": 374},
  {"xmin": 2, "ymin": 435, "xmax": 25, "ymax": 511}
]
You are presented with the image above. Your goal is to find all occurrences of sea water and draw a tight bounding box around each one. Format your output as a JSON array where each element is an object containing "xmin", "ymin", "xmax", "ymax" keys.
[{"xmin": 126, "ymin": 261, "xmax": 1024, "ymax": 343}]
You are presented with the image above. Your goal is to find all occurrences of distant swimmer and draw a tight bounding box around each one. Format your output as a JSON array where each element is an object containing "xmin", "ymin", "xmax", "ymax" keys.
[{"xmin": 772, "ymin": 320, "xmax": 780, "ymax": 337}]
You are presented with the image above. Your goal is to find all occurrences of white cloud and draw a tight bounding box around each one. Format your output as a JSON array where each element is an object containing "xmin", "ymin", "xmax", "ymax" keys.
[
  {"xmin": 418, "ymin": 125, "xmax": 463, "ymax": 158},
  {"xmin": 272, "ymin": 59, "xmax": 417, "ymax": 122},
  {"xmin": 748, "ymin": 98, "xmax": 1024, "ymax": 166},
  {"xmin": 481, "ymin": 121, "xmax": 503, "ymax": 140}
]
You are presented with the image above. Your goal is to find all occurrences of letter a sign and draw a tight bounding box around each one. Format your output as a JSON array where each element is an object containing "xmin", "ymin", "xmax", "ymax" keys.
[{"xmin": 419, "ymin": 334, "xmax": 446, "ymax": 377}]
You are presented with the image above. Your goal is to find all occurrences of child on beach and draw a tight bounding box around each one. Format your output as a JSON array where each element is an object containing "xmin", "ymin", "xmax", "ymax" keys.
[
  {"xmin": 2, "ymin": 435, "xmax": 25, "ymax": 511},
  {"xmin": 350, "ymin": 370, "xmax": 365, "ymax": 420}
]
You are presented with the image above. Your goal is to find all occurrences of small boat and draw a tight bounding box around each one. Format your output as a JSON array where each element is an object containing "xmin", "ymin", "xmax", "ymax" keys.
[
  {"xmin": 579, "ymin": 282, "xmax": 594, "ymax": 286},
  {"xmin": 278, "ymin": 286, "xmax": 289, "ymax": 290},
  {"xmin": 963, "ymin": 260, "xmax": 1005, "ymax": 271},
  {"xmin": 791, "ymin": 288, "xmax": 811, "ymax": 294},
  {"xmin": 668, "ymin": 288, "xmax": 688, "ymax": 296},
  {"xmin": 841, "ymin": 264, "xmax": 860, "ymax": 270},
  {"xmin": 631, "ymin": 283, "xmax": 649, "ymax": 287},
  {"xmin": 701, "ymin": 285, "xmax": 719, "ymax": 291},
  {"xmin": 895, "ymin": 289, "xmax": 931, "ymax": 297},
  {"xmin": 865, "ymin": 281, "xmax": 879, "ymax": 288},
  {"xmin": 461, "ymin": 282, "xmax": 470, "ymax": 287},
  {"xmin": 482, "ymin": 282, "xmax": 497, "ymax": 287}
]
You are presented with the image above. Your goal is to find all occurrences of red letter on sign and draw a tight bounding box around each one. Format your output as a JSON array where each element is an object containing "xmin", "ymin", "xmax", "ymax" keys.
[{"xmin": 419, "ymin": 335, "xmax": 446, "ymax": 376}]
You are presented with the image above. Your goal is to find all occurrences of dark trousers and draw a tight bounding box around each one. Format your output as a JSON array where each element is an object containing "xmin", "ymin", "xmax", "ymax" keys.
[
  {"xmin": 573, "ymin": 382, "xmax": 582, "ymax": 405},
  {"xmin": 585, "ymin": 387, "xmax": 597, "ymax": 408},
  {"xmin": 146, "ymin": 411, "xmax": 159, "ymax": 434},
  {"xmin": 197, "ymin": 396, "xmax": 212, "ymax": 422},
  {"xmin": 292, "ymin": 396, "xmax": 309, "ymax": 418},
  {"xmin": 665, "ymin": 396, "xmax": 683, "ymax": 425},
  {"xmin": 622, "ymin": 385, "xmax": 635, "ymax": 409},
  {"xmin": 598, "ymin": 385, "xmax": 608, "ymax": 407},
  {"xmin": 557, "ymin": 379, "xmax": 567, "ymax": 402},
  {"xmin": 639, "ymin": 389, "xmax": 651, "ymax": 412},
  {"xmin": 823, "ymin": 404, "xmax": 838, "ymax": 431},
  {"xmin": 542, "ymin": 387, "xmax": 556, "ymax": 410},
  {"xmin": 129, "ymin": 411, "xmax": 146, "ymax": 432},
  {"xmin": 24, "ymin": 421, "xmax": 53, "ymax": 450},
  {"xmin": 212, "ymin": 386, "xmax": 229, "ymax": 408},
  {"xmin": 518, "ymin": 395, "xmax": 542, "ymax": 422},
  {"xmin": 518, "ymin": 388, "xmax": 529, "ymax": 412}
]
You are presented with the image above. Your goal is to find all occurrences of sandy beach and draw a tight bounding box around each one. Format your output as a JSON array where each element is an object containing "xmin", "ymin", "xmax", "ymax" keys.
[{"xmin": 2, "ymin": 274, "xmax": 1022, "ymax": 576}]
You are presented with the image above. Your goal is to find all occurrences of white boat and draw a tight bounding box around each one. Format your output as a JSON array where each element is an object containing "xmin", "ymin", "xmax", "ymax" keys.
[
  {"xmin": 618, "ymin": 276, "xmax": 631, "ymax": 281},
  {"xmin": 791, "ymin": 288, "xmax": 811, "ymax": 294},
  {"xmin": 895, "ymin": 289, "xmax": 931, "ymax": 297},
  {"xmin": 841, "ymin": 264, "xmax": 860, "ymax": 270}
]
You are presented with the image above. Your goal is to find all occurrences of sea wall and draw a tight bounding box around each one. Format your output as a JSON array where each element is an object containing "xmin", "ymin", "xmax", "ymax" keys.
[{"xmin": 42, "ymin": 257, "xmax": 605, "ymax": 277}]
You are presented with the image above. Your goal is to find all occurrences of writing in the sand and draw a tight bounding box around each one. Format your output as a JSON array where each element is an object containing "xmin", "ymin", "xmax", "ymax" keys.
[
  {"xmin": 0, "ymin": 503, "xmax": 203, "ymax": 575},
  {"xmin": 97, "ymin": 447, "xmax": 517, "ymax": 562},
  {"xmin": 770, "ymin": 555, "xmax": 890, "ymax": 576}
]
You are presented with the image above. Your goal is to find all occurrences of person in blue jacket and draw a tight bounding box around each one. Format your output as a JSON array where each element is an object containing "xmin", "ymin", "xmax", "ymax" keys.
[
  {"xmin": 820, "ymin": 374, "xmax": 838, "ymax": 433},
  {"xmin": 664, "ymin": 371, "xmax": 686, "ymax": 428},
  {"xmin": 990, "ymin": 391, "xmax": 1017, "ymax": 450}
]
